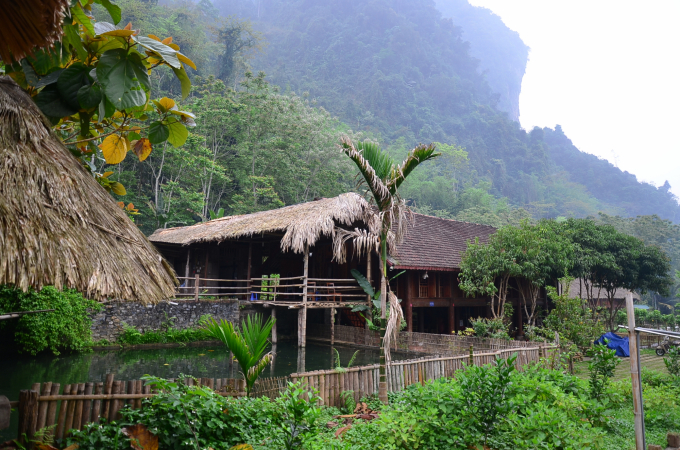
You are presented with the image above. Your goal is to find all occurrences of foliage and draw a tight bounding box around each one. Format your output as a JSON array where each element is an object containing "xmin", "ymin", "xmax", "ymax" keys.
[
  {"xmin": 561, "ymin": 218, "xmax": 673, "ymax": 331},
  {"xmin": 275, "ymin": 382, "xmax": 322, "ymax": 450},
  {"xmin": 540, "ymin": 278, "xmax": 604, "ymax": 351},
  {"xmin": 332, "ymin": 348, "xmax": 359, "ymax": 373},
  {"xmin": 202, "ymin": 313, "xmax": 274, "ymax": 396},
  {"xmin": 459, "ymin": 220, "xmax": 573, "ymax": 321},
  {"xmin": 469, "ymin": 316, "xmax": 511, "ymax": 340},
  {"xmin": 664, "ymin": 346, "xmax": 680, "ymax": 378},
  {"xmin": 115, "ymin": 315, "xmax": 213, "ymax": 346},
  {"xmin": 4, "ymin": 0, "xmax": 196, "ymax": 195},
  {"xmin": 0, "ymin": 285, "xmax": 100, "ymax": 355},
  {"xmin": 456, "ymin": 354, "xmax": 517, "ymax": 447},
  {"xmin": 587, "ymin": 342, "xmax": 620, "ymax": 400}
]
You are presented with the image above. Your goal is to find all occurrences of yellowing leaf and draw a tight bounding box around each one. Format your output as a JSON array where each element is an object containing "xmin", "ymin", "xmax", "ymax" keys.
[
  {"xmin": 161, "ymin": 37, "xmax": 173, "ymax": 45},
  {"xmin": 124, "ymin": 22, "xmax": 133, "ymax": 30},
  {"xmin": 102, "ymin": 171, "xmax": 114, "ymax": 178},
  {"xmin": 117, "ymin": 201, "xmax": 125, "ymax": 208},
  {"xmin": 168, "ymin": 43, "xmax": 180, "ymax": 51},
  {"xmin": 147, "ymin": 34, "xmax": 161, "ymax": 42},
  {"xmin": 122, "ymin": 424, "xmax": 158, "ymax": 450},
  {"xmin": 229, "ymin": 445, "xmax": 254, "ymax": 450},
  {"xmin": 110, "ymin": 181, "xmax": 127, "ymax": 196},
  {"xmin": 101, "ymin": 29, "xmax": 136, "ymax": 37},
  {"xmin": 177, "ymin": 53, "xmax": 197, "ymax": 70},
  {"xmin": 158, "ymin": 97, "xmax": 176, "ymax": 111},
  {"xmin": 133, "ymin": 138, "xmax": 153, "ymax": 161},
  {"xmin": 100, "ymin": 134, "xmax": 129, "ymax": 164}
]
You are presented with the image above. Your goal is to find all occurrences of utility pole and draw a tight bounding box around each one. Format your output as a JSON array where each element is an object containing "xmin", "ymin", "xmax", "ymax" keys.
[{"xmin": 626, "ymin": 292, "xmax": 646, "ymax": 450}]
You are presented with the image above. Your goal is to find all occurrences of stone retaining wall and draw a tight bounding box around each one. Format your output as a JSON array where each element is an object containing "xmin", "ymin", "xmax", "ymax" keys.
[{"xmin": 90, "ymin": 300, "xmax": 239, "ymax": 342}]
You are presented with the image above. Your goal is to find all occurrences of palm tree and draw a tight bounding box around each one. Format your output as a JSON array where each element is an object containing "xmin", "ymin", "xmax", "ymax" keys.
[
  {"xmin": 203, "ymin": 313, "xmax": 275, "ymax": 397},
  {"xmin": 338, "ymin": 137, "xmax": 439, "ymax": 403}
]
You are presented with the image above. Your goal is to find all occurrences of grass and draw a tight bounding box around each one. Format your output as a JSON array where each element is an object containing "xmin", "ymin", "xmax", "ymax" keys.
[{"xmin": 573, "ymin": 349, "xmax": 669, "ymax": 381}]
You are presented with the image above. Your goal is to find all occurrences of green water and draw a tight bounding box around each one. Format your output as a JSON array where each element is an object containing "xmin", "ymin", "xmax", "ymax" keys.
[{"xmin": 0, "ymin": 341, "xmax": 404, "ymax": 442}]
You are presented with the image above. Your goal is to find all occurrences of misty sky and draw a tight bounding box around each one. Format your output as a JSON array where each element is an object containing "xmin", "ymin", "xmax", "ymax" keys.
[{"xmin": 468, "ymin": 0, "xmax": 680, "ymax": 198}]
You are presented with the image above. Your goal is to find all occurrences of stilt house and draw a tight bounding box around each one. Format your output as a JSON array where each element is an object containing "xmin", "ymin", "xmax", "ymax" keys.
[{"xmin": 149, "ymin": 194, "xmax": 542, "ymax": 344}]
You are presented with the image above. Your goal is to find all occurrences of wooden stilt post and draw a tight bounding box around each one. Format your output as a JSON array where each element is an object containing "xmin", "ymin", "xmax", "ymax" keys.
[
  {"xmin": 626, "ymin": 292, "xmax": 646, "ymax": 450},
  {"xmin": 331, "ymin": 307, "xmax": 336, "ymax": 346},
  {"xmin": 194, "ymin": 273, "xmax": 199, "ymax": 301},
  {"xmin": 297, "ymin": 346, "xmax": 306, "ymax": 373},
  {"xmin": 365, "ymin": 250, "xmax": 373, "ymax": 345},
  {"xmin": 247, "ymin": 243, "xmax": 252, "ymax": 300},
  {"xmin": 298, "ymin": 243, "xmax": 309, "ymax": 347},
  {"xmin": 271, "ymin": 307, "xmax": 277, "ymax": 344},
  {"xmin": 184, "ymin": 249, "xmax": 190, "ymax": 294},
  {"xmin": 18, "ymin": 389, "xmax": 39, "ymax": 448},
  {"xmin": 270, "ymin": 343, "xmax": 277, "ymax": 377}
]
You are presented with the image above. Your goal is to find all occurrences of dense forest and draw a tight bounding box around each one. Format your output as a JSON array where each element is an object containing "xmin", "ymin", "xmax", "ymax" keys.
[{"xmin": 90, "ymin": 0, "xmax": 679, "ymax": 233}]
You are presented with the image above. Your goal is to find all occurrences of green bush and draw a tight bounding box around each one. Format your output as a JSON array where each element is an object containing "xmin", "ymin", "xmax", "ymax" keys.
[
  {"xmin": 115, "ymin": 315, "xmax": 213, "ymax": 346},
  {"xmin": 0, "ymin": 285, "xmax": 100, "ymax": 355}
]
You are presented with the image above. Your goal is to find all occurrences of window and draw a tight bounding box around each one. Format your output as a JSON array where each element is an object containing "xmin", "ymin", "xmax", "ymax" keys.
[{"xmin": 419, "ymin": 275, "xmax": 428, "ymax": 298}]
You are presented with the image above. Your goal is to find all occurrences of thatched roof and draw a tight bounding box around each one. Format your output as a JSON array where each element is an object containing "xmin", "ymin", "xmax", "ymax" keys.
[
  {"xmin": 0, "ymin": 76, "xmax": 177, "ymax": 303},
  {"xmin": 149, "ymin": 193, "xmax": 378, "ymax": 255},
  {"xmin": 0, "ymin": 0, "xmax": 69, "ymax": 62}
]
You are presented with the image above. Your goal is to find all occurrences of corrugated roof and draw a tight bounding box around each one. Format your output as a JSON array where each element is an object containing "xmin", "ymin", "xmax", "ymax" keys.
[{"xmin": 388, "ymin": 214, "xmax": 496, "ymax": 271}]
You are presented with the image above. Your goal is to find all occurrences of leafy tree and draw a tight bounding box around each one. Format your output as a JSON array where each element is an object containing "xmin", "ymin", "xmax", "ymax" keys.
[
  {"xmin": 339, "ymin": 137, "xmax": 439, "ymax": 403},
  {"xmin": 3, "ymin": 0, "xmax": 196, "ymax": 196},
  {"xmin": 214, "ymin": 16, "xmax": 262, "ymax": 86},
  {"xmin": 459, "ymin": 220, "xmax": 572, "ymax": 324},
  {"xmin": 562, "ymin": 218, "xmax": 673, "ymax": 331}
]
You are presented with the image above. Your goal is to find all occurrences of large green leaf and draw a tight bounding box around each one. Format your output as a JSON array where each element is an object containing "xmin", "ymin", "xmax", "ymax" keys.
[
  {"xmin": 171, "ymin": 65, "xmax": 191, "ymax": 99},
  {"xmin": 135, "ymin": 36, "xmax": 181, "ymax": 69},
  {"xmin": 96, "ymin": 49, "xmax": 150, "ymax": 110},
  {"xmin": 166, "ymin": 119, "xmax": 188, "ymax": 147},
  {"xmin": 34, "ymin": 84, "xmax": 78, "ymax": 118},
  {"xmin": 63, "ymin": 23, "xmax": 88, "ymax": 61},
  {"xmin": 71, "ymin": 3, "xmax": 95, "ymax": 36},
  {"xmin": 78, "ymin": 83, "xmax": 103, "ymax": 109},
  {"xmin": 57, "ymin": 64, "xmax": 91, "ymax": 110},
  {"xmin": 98, "ymin": 95, "xmax": 116, "ymax": 120},
  {"xmin": 94, "ymin": 0, "xmax": 122, "ymax": 24},
  {"xmin": 350, "ymin": 269, "xmax": 375, "ymax": 298},
  {"xmin": 148, "ymin": 121, "xmax": 170, "ymax": 144}
]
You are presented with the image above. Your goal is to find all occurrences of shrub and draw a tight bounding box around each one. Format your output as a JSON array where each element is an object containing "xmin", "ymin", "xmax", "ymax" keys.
[
  {"xmin": 588, "ymin": 342, "xmax": 620, "ymax": 400},
  {"xmin": 0, "ymin": 285, "xmax": 100, "ymax": 355}
]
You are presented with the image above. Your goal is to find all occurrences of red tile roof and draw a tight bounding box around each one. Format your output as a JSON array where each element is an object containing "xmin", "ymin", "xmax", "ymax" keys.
[{"xmin": 388, "ymin": 214, "xmax": 496, "ymax": 271}]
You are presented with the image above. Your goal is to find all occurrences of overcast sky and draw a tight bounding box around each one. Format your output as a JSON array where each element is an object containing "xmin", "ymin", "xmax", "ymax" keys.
[{"xmin": 468, "ymin": 0, "xmax": 680, "ymax": 198}]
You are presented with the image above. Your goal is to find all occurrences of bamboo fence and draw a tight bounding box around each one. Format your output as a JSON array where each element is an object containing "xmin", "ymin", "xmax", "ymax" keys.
[{"xmin": 11, "ymin": 345, "xmax": 555, "ymax": 444}]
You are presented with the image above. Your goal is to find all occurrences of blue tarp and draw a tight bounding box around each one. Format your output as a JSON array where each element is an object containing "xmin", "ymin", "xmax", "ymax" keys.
[{"xmin": 594, "ymin": 332, "xmax": 630, "ymax": 357}]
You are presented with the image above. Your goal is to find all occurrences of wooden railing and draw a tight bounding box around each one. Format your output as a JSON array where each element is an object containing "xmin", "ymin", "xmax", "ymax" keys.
[{"xmin": 173, "ymin": 275, "xmax": 367, "ymax": 306}]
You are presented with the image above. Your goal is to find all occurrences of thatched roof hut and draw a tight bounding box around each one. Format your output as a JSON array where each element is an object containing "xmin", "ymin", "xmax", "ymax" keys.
[
  {"xmin": 0, "ymin": 0, "xmax": 69, "ymax": 62},
  {"xmin": 0, "ymin": 76, "xmax": 177, "ymax": 303},
  {"xmin": 149, "ymin": 193, "xmax": 378, "ymax": 257}
]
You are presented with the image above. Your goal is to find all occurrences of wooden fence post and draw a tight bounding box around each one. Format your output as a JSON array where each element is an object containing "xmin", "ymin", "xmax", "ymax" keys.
[
  {"xmin": 469, "ymin": 345, "xmax": 473, "ymax": 366},
  {"xmin": 194, "ymin": 273, "xmax": 200, "ymax": 301},
  {"xmin": 18, "ymin": 389, "xmax": 39, "ymax": 448}
]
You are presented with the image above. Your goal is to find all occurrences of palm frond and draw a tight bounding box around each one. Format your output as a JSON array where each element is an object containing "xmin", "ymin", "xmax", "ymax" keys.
[
  {"xmin": 246, "ymin": 352, "xmax": 273, "ymax": 393},
  {"xmin": 332, "ymin": 227, "xmax": 380, "ymax": 263},
  {"xmin": 383, "ymin": 290, "xmax": 404, "ymax": 362},
  {"xmin": 339, "ymin": 136, "xmax": 391, "ymax": 208},
  {"xmin": 388, "ymin": 143, "xmax": 440, "ymax": 194},
  {"xmin": 240, "ymin": 314, "xmax": 274, "ymax": 362}
]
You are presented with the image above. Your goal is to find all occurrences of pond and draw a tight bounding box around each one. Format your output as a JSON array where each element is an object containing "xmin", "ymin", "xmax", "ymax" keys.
[{"xmin": 0, "ymin": 340, "xmax": 411, "ymax": 441}]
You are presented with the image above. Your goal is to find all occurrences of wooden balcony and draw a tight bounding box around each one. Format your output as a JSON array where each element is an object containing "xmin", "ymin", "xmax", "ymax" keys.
[{"xmin": 173, "ymin": 275, "xmax": 368, "ymax": 309}]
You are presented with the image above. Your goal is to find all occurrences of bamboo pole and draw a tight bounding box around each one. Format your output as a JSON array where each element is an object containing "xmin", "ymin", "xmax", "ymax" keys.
[
  {"xmin": 626, "ymin": 292, "xmax": 646, "ymax": 450},
  {"xmin": 299, "ymin": 243, "xmax": 309, "ymax": 347}
]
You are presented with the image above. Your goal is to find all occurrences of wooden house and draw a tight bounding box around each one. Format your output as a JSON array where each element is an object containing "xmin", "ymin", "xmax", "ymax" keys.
[{"xmin": 149, "ymin": 194, "xmax": 540, "ymax": 344}]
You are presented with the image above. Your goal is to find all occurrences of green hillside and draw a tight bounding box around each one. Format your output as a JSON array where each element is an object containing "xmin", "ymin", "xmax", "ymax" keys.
[{"xmin": 98, "ymin": 0, "xmax": 679, "ymax": 226}]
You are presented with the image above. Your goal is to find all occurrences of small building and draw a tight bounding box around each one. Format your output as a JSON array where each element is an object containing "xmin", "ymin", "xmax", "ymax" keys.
[{"xmin": 149, "ymin": 194, "xmax": 538, "ymax": 343}]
